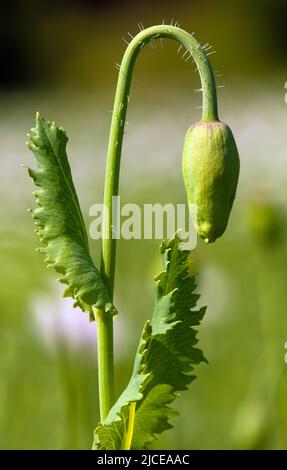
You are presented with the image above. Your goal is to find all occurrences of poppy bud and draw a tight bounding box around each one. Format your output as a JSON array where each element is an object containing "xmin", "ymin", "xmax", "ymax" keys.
[{"xmin": 182, "ymin": 120, "xmax": 240, "ymax": 243}]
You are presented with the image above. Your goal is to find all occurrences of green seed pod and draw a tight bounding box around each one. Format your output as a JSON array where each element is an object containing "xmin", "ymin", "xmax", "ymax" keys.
[{"xmin": 182, "ymin": 120, "xmax": 240, "ymax": 243}]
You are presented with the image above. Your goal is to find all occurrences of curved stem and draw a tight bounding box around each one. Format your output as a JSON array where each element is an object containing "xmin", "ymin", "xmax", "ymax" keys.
[
  {"xmin": 97, "ymin": 25, "xmax": 218, "ymax": 421},
  {"xmin": 101, "ymin": 24, "xmax": 218, "ymax": 294}
]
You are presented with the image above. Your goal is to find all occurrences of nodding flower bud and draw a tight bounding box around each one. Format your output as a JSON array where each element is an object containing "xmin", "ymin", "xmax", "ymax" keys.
[{"xmin": 182, "ymin": 120, "xmax": 240, "ymax": 243}]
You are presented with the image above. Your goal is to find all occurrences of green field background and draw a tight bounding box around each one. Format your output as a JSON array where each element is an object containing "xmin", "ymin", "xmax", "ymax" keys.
[{"xmin": 0, "ymin": 0, "xmax": 287, "ymax": 449}]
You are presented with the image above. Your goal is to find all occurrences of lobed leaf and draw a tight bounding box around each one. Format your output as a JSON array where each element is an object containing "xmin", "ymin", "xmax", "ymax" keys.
[
  {"xmin": 94, "ymin": 234, "xmax": 206, "ymax": 449},
  {"xmin": 26, "ymin": 113, "xmax": 116, "ymax": 318}
]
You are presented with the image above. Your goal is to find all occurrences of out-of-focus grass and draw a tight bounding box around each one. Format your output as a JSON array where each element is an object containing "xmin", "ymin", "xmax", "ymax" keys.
[{"xmin": 0, "ymin": 86, "xmax": 287, "ymax": 449}]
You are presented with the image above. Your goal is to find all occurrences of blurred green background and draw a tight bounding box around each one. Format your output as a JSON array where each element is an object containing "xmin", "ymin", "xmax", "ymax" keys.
[{"xmin": 0, "ymin": 0, "xmax": 287, "ymax": 449}]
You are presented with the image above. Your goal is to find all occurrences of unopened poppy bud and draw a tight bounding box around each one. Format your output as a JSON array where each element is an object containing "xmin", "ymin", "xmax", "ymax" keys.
[{"xmin": 182, "ymin": 120, "xmax": 240, "ymax": 243}]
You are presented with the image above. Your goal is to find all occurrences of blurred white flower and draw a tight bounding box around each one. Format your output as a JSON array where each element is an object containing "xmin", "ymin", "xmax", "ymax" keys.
[{"xmin": 30, "ymin": 286, "xmax": 129, "ymax": 360}]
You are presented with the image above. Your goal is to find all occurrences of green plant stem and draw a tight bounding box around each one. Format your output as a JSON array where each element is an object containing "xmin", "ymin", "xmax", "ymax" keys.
[
  {"xmin": 97, "ymin": 24, "xmax": 218, "ymax": 422},
  {"xmin": 94, "ymin": 308, "xmax": 114, "ymax": 421},
  {"xmin": 122, "ymin": 402, "xmax": 136, "ymax": 450},
  {"xmin": 101, "ymin": 25, "xmax": 218, "ymax": 292}
]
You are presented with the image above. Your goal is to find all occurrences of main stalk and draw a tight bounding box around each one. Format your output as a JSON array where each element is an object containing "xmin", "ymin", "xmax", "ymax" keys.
[{"xmin": 96, "ymin": 24, "xmax": 218, "ymax": 422}]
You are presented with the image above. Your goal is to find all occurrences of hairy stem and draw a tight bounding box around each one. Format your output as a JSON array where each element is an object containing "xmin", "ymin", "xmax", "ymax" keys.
[
  {"xmin": 97, "ymin": 24, "xmax": 218, "ymax": 422},
  {"xmin": 101, "ymin": 24, "xmax": 218, "ymax": 293}
]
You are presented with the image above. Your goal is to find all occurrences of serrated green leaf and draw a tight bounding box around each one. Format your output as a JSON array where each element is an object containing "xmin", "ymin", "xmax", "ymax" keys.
[
  {"xmin": 26, "ymin": 113, "xmax": 116, "ymax": 318},
  {"xmin": 94, "ymin": 234, "xmax": 206, "ymax": 449}
]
